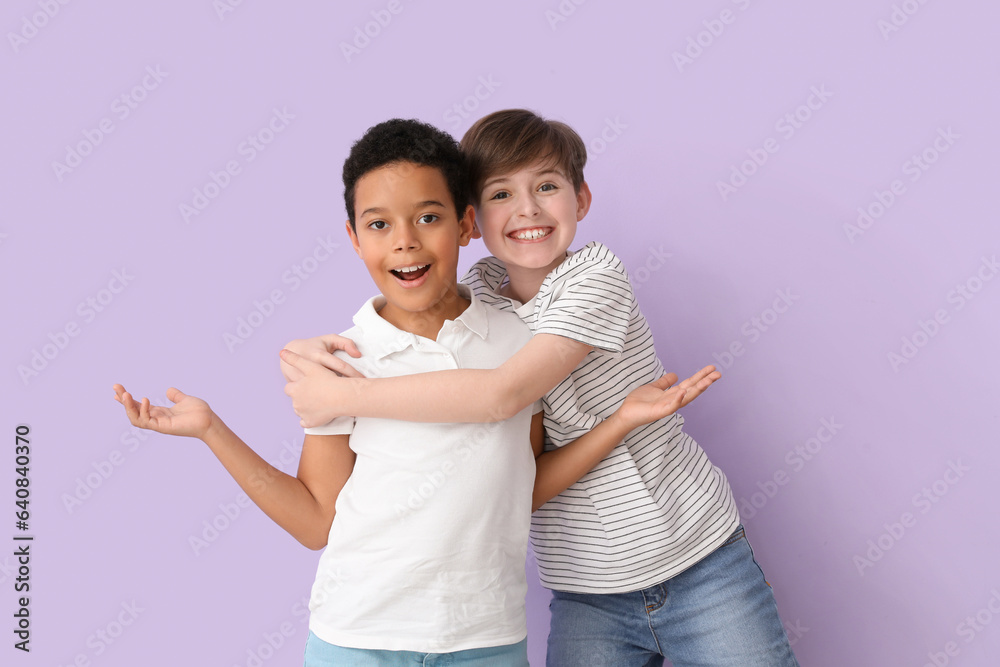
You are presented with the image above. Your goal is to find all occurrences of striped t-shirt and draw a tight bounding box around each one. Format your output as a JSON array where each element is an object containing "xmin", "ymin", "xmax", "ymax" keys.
[{"xmin": 463, "ymin": 241, "xmax": 740, "ymax": 594}]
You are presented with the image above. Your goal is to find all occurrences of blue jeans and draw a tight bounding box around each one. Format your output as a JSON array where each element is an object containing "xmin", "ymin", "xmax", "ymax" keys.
[
  {"xmin": 546, "ymin": 525, "xmax": 799, "ymax": 667},
  {"xmin": 303, "ymin": 632, "xmax": 529, "ymax": 666}
]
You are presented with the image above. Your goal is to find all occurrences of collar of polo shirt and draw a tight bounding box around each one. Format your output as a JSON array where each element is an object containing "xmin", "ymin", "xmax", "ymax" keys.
[{"xmin": 354, "ymin": 284, "xmax": 490, "ymax": 360}]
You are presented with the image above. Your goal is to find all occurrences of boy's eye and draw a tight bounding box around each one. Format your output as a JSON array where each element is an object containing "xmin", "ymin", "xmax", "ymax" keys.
[
  {"xmin": 490, "ymin": 191, "xmax": 510, "ymax": 201},
  {"xmin": 368, "ymin": 220, "xmax": 388, "ymax": 230},
  {"xmin": 418, "ymin": 214, "xmax": 438, "ymax": 224},
  {"xmin": 538, "ymin": 183, "xmax": 556, "ymax": 192}
]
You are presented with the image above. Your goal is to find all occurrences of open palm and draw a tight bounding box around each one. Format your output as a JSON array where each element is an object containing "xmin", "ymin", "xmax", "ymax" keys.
[
  {"xmin": 618, "ymin": 366, "xmax": 721, "ymax": 431},
  {"xmin": 113, "ymin": 384, "xmax": 214, "ymax": 439}
]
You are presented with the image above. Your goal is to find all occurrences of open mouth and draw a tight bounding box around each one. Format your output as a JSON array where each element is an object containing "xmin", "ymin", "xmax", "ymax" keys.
[
  {"xmin": 390, "ymin": 264, "xmax": 431, "ymax": 281},
  {"xmin": 508, "ymin": 227, "xmax": 553, "ymax": 241}
]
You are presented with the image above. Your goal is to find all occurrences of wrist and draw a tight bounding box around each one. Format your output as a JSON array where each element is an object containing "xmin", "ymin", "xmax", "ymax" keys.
[
  {"xmin": 603, "ymin": 410, "xmax": 633, "ymax": 437},
  {"xmin": 338, "ymin": 377, "xmax": 365, "ymax": 417},
  {"xmin": 201, "ymin": 411, "xmax": 229, "ymax": 444}
]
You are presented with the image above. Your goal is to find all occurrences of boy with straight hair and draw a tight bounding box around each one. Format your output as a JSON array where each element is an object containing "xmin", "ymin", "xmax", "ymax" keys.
[
  {"xmin": 114, "ymin": 117, "xmax": 717, "ymax": 665},
  {"xmin": 281, "ymin": 109, "xmax": 799, "ymax": 666}
]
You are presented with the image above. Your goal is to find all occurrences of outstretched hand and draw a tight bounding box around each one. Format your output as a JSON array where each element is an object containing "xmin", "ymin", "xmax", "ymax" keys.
[
  {"xmin": 112, "ymin": 384, "xmax": 215, "ymax": 439},
  {"xmin": 280, "ymin": 349, "xmax": 355, "ymax": 428},
  {"xmin": 617, "ymin": 365, "xmax": 721, "ymax": 432},
  {"xmin": 280, "ymin": 334, "xmax": 364, "ymax": 382}
]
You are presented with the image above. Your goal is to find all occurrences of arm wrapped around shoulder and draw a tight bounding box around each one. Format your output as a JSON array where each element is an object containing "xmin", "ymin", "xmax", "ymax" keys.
[{"xmin": 534, "ymin": 261, "xmax": 633, "ymax": 358}]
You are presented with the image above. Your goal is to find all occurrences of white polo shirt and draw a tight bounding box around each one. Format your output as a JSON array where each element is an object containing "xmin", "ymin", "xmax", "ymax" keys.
[
  {"xmin": 464, "ymin": 242, "xmax": 740, "ymax": 594},
  {"xmin": 304, "ymin": 285, "xmax": 538, "ymax": 652}
]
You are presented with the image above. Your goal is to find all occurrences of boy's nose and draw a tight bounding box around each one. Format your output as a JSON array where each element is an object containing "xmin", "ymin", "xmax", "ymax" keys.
[
  {"xmin": 391, "ymin": 224, "xmax": 421, "ymax": 251},
  {"xmin": 517, "ymin": 195, "xmax": 541, "ymax": 217}
]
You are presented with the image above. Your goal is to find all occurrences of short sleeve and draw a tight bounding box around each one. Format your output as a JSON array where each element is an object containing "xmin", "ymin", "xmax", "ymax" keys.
[
  {"xmin": 305, "ymin": 416, "xmax": 355, "ymax": 436},
  {"xmin": 533, "ymin": 257, "xmax": 633, "ymax": 357}
]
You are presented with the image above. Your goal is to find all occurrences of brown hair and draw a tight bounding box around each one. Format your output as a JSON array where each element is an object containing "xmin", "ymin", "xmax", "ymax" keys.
[{"xmin": 460, "ymin": 109, "xmax": 587, "ymax": 199}]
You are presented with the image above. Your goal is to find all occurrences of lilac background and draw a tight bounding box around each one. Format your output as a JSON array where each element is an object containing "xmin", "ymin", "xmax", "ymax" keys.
[{"xmin": 4, "ymin": 1, "xmax": 999, "ymax": 665}]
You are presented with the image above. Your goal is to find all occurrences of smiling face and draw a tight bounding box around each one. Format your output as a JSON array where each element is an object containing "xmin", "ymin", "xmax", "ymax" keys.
[
  {"xmin": 475, "ymin": 159, "xmax": 592, "ymax": 278},
  {"xmin": 347, "ymin": 161, "xmax": 475, "ymax": 336}
]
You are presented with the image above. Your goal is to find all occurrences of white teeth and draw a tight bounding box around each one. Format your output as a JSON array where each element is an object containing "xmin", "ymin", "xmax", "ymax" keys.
[
  {"xmin": 512, "ymin": 228, "xmax": 549, "ymax": 240},
  {"xmin": 395, "ymin": 264, "xmax": 428, "ymax": 273}
]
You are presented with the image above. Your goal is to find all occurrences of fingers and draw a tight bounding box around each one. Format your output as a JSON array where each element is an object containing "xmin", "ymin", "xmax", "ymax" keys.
[
  {"xmin": 117, "ymin": 387, "xmax": 170, "ymax": 432},
  {"xmin": 325, "ymin": 356, "xmax": 365, "ymax": 379},
  {"xmin": 282, "ymin": 341, "xmax": 363, "ymax": 377},
  {"xmin": 279, "ymin": 348, "xmax": 313, "ymax": 370},
  {"xmin": 647, "ymin": 373, "xmax": 679, "ymax": 390},
  {"xmin": 669, "ymin": 388, "xmax": 688, "ymax": 409},
  {"xmin": 676, "ymin": 366, "xmax": 721, "ymax": 391},
  {"xmin": 281, "ymin": 348, "xmax": 351, "ymax": 380},
  {"xmin": 688, "ymin": 365, "xmax": 719, "ymax": 385},
  {"xmin": 121, "ymin": 391, "xmax": 142, "ymax": 425},
  {"xmin": 653, "ymin": 365, "xmax": 720, "ymax": 411},
  {"xmin": 677, "ymin": 376, "xmax": 719, "ymax": 407},
  {"xmin": 166, "ymin": 387, "xmax": 186, "ymax": 404},
  {"xmin": 320, "ymin": 334, "xmax": 362, "ymax": 358},
  {"xmin": 281, "ymin": 359, "xmax": 305, "ymax": 382}
]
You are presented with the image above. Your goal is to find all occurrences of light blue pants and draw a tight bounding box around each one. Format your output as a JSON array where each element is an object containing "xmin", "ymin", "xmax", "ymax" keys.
[
  {"xmin": 546, "ymin": 525, "xmax": 800, "ymax": 666},
  {"xmin": 304, "ymin": 633, "xmax": 529, "ymax": 666}
]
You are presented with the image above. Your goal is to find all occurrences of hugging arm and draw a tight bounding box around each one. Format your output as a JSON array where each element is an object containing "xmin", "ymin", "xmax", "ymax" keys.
[
  {"xmin": 113, "ymin": 384, "xmax": 355, "ymax": 550},
  {"xmin": 282, "ymin": 332, "xmax": 592, "ymax": 426}
]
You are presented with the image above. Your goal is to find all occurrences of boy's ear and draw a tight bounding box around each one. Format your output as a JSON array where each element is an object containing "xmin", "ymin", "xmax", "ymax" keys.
[
  {"xmin": 575, "ymin": 181, "xmax": 593, "ymax": 221},
  {"xmin": 345, "ymin": 219, "xmax": 363, "ymax": 258},
  {"xmin": 458, "ymin": 205, "xmax": 476, "ymax": 246}
]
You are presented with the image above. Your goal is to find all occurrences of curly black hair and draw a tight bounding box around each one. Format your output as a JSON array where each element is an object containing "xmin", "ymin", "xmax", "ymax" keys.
[{"xmin": 343, "ymin": 119, "xmax": 470, "ymax": 230}]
